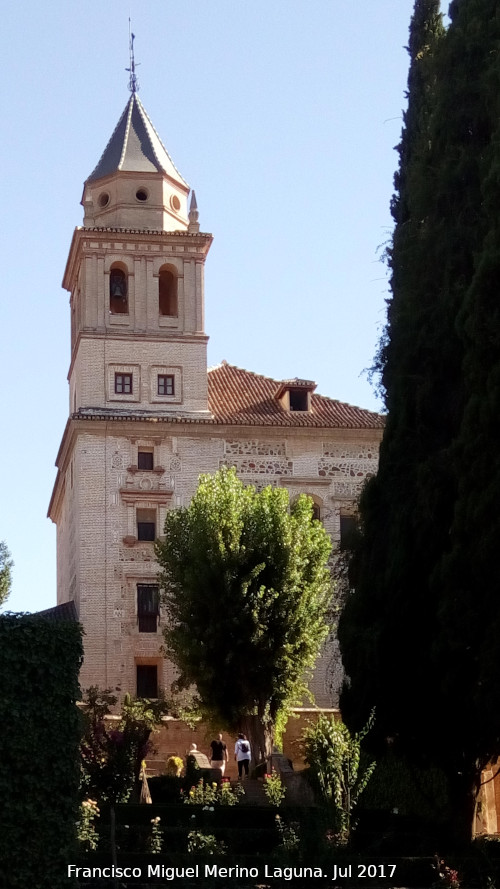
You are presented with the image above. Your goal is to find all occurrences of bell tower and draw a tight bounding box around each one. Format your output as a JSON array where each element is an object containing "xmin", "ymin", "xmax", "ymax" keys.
[
  {"xmin": 49, "ymin": 84, "xmax": 213, "ymax": 695},
  {"xmin": 64, "ymin": 90, "xmax": 212, "ymax": 419}
]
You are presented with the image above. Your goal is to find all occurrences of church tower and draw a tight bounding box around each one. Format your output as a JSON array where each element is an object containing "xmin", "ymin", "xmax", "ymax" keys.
[
  {"xmin": 49, "ymin": 88, "xmax": 212, "ymax": 696},
  {"xmin": 49, "ymin": 75, "xmax": 384, "ymax": 711}
]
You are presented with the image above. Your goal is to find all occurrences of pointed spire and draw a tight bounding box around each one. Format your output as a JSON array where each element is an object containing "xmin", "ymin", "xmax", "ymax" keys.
[
  {"xmin": 85, "ymin": 93, "xmax": 188, "ymax": 186},
  {"xmin": 126, "ymin": 21, "xmax": 140, "ymax": 94},
  {"xmin": 188, "ymin": 190, "xmax": 200, "ymax": 233}
]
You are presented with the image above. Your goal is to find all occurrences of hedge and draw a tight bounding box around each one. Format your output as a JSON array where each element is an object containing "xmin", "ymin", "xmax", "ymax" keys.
[{"xmin": 0, "ymin": 612, "xmax": 83, "ymax": 888}]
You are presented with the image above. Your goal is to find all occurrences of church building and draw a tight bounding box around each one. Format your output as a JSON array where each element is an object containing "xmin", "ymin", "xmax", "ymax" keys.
[{"xmin": 48, "ymin": 87, "xmax": 384, "ymax": 708}]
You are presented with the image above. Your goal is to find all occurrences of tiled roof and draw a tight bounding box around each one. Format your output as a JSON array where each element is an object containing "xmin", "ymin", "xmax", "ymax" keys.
[
  {"xmin": 86, "ymin": 93, "xmax": 188, "ymax": 187},
  {"xmin": 207, "ymin": 363, "xmax": 384, "ymax": 429},
  {"xmin": 71, "ymin": 364, "xmax": 383, "ymax": 430}
]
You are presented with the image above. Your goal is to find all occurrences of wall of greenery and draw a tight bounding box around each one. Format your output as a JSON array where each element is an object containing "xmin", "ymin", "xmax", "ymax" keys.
[{"xmin": 0, "ymin": 612, "xmax": 83, "ymax": 888}]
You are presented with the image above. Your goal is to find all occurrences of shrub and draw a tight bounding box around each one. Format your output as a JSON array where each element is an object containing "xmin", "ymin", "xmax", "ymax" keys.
[
  {"xmin": 0, "ymin": 613, "xmax": 83, "ymax": 888},
  {"xmin": 302, "ymin": 712, "xmax": 375, "ymax": 841}
]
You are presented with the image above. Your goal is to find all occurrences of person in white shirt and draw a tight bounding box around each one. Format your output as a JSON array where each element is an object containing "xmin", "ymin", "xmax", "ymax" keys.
[{"xmin": 234, "ymin": 733, "xmax": 251, "ymax": 778}]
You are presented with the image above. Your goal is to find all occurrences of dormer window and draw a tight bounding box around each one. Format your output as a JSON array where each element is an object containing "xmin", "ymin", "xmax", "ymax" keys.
[
  {"xmin": 276, "ymin": 378, "xmax": 316, "ymax": 413},
  {"xmin": 289, "ymin": 389, "xmax": 309, "ymax": 411},
  {"xmin": 109, "ymin": 267, "xmax": 128, "ymax": 314}
]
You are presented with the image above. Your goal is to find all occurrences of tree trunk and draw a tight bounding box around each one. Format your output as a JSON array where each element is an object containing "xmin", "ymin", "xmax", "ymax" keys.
[
  {"xmin": 239, "ymin": 713, "xmax": 273, "ymax": 766},
  {"xmin": 447, "ymin": 768, "xmax": 482, "ymax": 847}
]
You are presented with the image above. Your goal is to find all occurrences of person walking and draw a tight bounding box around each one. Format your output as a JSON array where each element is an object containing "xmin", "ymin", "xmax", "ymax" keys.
[
  {"xmin": 234, "ymin": 732, "xmax": 251, "ymax": 778},
  {"xmin": 210, "ymin": 732, "xmax": 229, "ymax": 775}
]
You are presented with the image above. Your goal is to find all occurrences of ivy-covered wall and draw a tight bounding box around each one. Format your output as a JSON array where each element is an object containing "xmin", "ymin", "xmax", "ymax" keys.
[{"xmin": 0, "ymin": 612, "xmax": 83, "ymax": 889}]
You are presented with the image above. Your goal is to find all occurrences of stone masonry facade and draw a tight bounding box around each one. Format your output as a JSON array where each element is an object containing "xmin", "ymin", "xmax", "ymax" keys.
[
  {"xmin": 48, "ymin": 91, "xmax": 384, "ymax": 715},
  {"xmin": 52, "ymin": 423, "xmax": 380, "ymax": 707}
]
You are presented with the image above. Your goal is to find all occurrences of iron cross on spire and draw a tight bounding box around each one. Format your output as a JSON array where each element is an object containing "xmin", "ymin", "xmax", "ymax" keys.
[{"xmin": 126, "ymin": 21, "xmax": 140, "ymax": 93}]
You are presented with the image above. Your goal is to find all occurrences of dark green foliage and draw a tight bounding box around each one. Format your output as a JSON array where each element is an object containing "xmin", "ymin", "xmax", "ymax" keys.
[
  {"xmin": 0, "ymin": 612, "xmax": 83, "ymax": 888},
  {"xmin": 156, "ymin": 467, "xmax": 333, "ymax": 759},
  {"xmin": 360, "ymin": 752, "xmax": 450, "ymax": 824},
  {"xmin": 301, "ymin": 712, "xmax": 376, "ymax": 840},
  {"xmin": 80, "ymin": 687, "xmax": 169, "ymax": 805},
  {"xmin": 0, "ymin": 540, "xmax": 13, "ymax": 605},
  {"xmin": 339, "ymin": 0, "xmax": 500, "ymax": 842}
]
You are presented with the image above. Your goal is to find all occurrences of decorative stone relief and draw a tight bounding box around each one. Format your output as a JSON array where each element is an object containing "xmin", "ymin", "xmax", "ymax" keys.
[
  {"xmin": 318, "ymin": 459, "xmax": 376, "ymax": 480},
  {"xmin": 169, "ymin": 456, "xmax": 182, "ymax": 472},
  {"xmin": 330, "ymin": 481, "xmax": 365, "ymax": 499},
  {"xmin": 224, "ymin": 440, "xmax": 286, "ymax": 456},
  {"xmin": 111, "ymin": 453, "xmax": 125, "ymax": 470},
  {"xmin": 220, "ymin": 458, "xmax": 293, "ymax": 476},
  {"xmin": 322, "ymin": 443, "xmax": 379, "ymax": 460}
]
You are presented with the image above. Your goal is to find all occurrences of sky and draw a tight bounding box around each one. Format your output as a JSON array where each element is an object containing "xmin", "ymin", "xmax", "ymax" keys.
[{"xmin": 1, "ymin": 0, "xmax": 422, "ymax": 613}]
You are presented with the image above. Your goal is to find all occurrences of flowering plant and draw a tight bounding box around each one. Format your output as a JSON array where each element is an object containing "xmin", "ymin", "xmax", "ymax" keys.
[
  {"xmin": 187, "ymin": 830, "xmax": 226, "ymax": 856},
  {"xmin": 433, "ymin": 856, "xmax": 460, "ymax": 889},
  {"xmin": 147, "ymin": 816, "xmax": 163, "ymax": 854},
  {"xmin": 263, "ymin": 769, "xmax": 286, "ymax": 806},
  {"xmin": 183, "ymin": 778, "xmax": 244, "ymax": 806},
  {"xmin": 166, "ymin": 755, "xmax": 184, "ymax": 777}
]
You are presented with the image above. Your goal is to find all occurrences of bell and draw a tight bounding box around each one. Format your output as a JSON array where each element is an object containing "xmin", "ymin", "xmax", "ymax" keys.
[{"xmin": 110, "ymin": 272, "xmax": 126, "ymax": 298}]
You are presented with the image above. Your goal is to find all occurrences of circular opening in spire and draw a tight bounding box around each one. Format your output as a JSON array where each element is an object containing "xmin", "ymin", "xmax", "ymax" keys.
[
  {"xmin": 98, "ymin": 192, "xmax": 110, "ymax": 208},
  {"xmin": 136, "ymin": 188, "xmax": 149, "ymax": 202},
  {"xmin": 170, "ymin": 195, "xmax": 181, "ymax": 212}
]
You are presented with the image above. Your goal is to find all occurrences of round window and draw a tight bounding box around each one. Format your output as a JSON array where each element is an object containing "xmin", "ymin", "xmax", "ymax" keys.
[
  {"xmin": 136, "ymin": 188, "xmax": 148, "ymax": 202},
  {"xmin": 170, "ymin": 194, "xmax": 181, "ymax": 212},
  {"xmin": 98, "ymin": 192, "xmax": 110, "ymax": 207}
]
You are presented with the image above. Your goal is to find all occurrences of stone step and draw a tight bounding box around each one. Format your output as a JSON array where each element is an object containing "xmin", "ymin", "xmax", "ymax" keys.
[{"xmin": 233, "ymin": 779, "xmax": 271, "ymax": 806}]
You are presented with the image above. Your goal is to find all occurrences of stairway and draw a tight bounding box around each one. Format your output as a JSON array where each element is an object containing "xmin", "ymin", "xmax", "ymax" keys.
[{"xmin": 234, "ymin": 778, "xmax": 271, "ymax": 806}]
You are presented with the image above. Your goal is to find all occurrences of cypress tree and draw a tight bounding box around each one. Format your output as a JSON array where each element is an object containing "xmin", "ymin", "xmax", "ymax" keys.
[
  {"xmin": 433, "ymin": 0, "xmax": 500, "ymax": 836},
  {"xmin": 339, "ymin": 0, "xmax": 500, "ymax": 841}
]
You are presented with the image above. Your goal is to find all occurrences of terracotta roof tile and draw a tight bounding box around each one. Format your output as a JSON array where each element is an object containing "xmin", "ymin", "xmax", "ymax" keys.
[
  {"xmin": 207, "ymin": 363, "xmax": 384, "ymax": 429},
  {"xmin": 71, "ymin": 364, "xmax": 384, "ymax": 430}
]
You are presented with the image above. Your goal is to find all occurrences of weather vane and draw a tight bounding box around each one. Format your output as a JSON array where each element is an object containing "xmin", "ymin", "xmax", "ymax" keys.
[{"xmin": 126, "ymin": 20, "xmax": 140, "ymax": 93}]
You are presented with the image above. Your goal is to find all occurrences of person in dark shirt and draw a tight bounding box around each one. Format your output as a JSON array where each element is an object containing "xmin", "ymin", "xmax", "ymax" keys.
[{"xmin": 210, "ymin": 733, "xmax": 229, "ymax": 775}]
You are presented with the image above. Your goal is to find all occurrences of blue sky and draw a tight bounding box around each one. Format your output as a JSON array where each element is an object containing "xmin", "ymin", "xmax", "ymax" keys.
[{"xmin": 1, "ymin": 0, "xmax": 420, "ymax": 612}]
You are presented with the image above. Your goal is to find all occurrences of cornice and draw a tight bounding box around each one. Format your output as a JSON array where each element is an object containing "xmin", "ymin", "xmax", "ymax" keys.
[{"xmin": 62, "ymin": 226, "xmax": 213, "ymax": 291}]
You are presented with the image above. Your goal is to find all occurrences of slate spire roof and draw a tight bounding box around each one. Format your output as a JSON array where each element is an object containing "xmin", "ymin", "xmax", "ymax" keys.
[{"xmin": 85, "ymin": 93, "xmax": 188, "ymax": 187}]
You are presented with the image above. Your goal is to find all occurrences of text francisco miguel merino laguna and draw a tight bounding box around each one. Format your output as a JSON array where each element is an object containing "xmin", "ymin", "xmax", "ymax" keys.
[{"xmin": 67, "ymin": 863, "xmax": 332, "ymax": 881}]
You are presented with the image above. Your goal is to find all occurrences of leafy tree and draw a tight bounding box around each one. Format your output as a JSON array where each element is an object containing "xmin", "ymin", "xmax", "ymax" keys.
[
  {"xmin": 0, "ymin": 541, "xmax": 13, "ymax": 606},
  {"xmin": 339, "ymin": 0, "xmax": 500, "ymax": 843},
  {"xmin": 156, "ymin": 467, "xmax": 333, "ymax": 761},
  {"xmin": 302, "ymin": 712, "xmax": 376, "ymax": 842},
  {"xmin": 80, "ymin": 687, "xmax": 169, "ymax": 869}
]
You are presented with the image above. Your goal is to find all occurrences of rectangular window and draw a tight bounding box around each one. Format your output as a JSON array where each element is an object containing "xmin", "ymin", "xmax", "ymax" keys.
[
  {"xmin": 289, "ymin": 389, "xmax": 309, "ymax": 411},
  {"xmin": 136, "ymin": 664, "xmax": 158, "ymax": 698},
  {"xmin": 115, "ymin": 372, "xmax": 133, "ymax": 395},
  {"xmin": 158, "ymin": 374, "xmax": 175, "ymax": 396},
  {"xmin": 138, "ymin": 449, "xmax": 154, "ymax": 471},
  {"xmin": 137, "ymin": 508, "xmax": 156, "ymax": 541},
  {"xmin": 340, "ymin": 515, "xmax": 357, "ymax": 550},
  {"xmin": 137, "ymin": 584, "xmax": 159, "ymax": 633}
]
